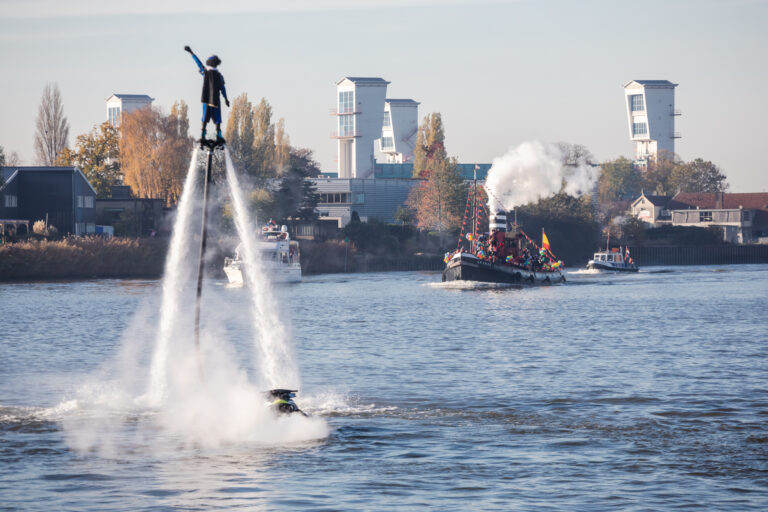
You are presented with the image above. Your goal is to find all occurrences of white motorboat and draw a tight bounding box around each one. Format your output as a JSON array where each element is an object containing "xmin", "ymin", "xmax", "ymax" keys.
[
  {"xmin": 587, "ymin": 247, "xmax": 639, "ymax": 272},
  {"xmin": 224, "ymin": 222, "xmax": 302, "ymax": 284}
]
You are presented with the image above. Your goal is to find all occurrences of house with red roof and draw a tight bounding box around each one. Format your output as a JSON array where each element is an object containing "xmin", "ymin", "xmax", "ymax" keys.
[{"xmin": 631, "ymin": 191, "xmax": 768, "ymax": 244}]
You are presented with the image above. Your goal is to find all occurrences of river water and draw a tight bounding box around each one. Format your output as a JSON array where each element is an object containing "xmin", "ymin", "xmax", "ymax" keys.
[{"xmin": 1, "ymin": 266, "xmax": 767, "ymax": 510}]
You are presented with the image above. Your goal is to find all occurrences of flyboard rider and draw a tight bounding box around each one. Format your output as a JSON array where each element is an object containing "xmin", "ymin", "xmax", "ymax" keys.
[{"xmin": 184, "ymin": 45, "xmax": 230, "ymax": 146}]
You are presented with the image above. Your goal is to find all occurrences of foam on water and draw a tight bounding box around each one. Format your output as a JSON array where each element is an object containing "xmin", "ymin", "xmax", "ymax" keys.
[{"xmin": 54, "ymin": 147, "xmax": 328, "ymax": 454}]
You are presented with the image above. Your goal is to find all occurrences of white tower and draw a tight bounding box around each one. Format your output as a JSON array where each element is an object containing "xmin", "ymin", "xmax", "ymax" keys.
[
  {"xmin": 623, "ymin": 80, "xmax": 680, "ymax": 165},
  {"xmin": 376, "ymin": 99, "xmax": 419, "ymax": 164},
  {"xmin": 334, "ymin": 77, "xmax": 389, "ymax": 178},
  {"xmin": 106, "ymin": 94, "xmax": 154, "ymax": 127}
]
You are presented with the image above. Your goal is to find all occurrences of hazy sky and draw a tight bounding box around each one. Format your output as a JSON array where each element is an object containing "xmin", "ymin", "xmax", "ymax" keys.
[{"xmin": 1, "ymin": 0, "xmax": 766, "ymax": 191}]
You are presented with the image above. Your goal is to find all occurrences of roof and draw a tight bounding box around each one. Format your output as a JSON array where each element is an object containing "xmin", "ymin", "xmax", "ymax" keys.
[
  {"xmin": 106, "ymin": 94, "xmax": 154, "ymax": 102},
  {"xmin": 386, "ymin": 98, "xmax": 419, "ymax": 105},
  {"xmin": 0, "ymin": 166, "xmax": 97, "ymax": 195},
  {"xmin": 670, "ymin": 192, "xmax": 768, "ymax": 211},
  {"xmin": 336, "ymin": 77, "xmax": 390, "ymax": 85},
  {"xmin": 634, "ymin": 194, "xmax": 673, "ymax": 207},
  {"xmin": 624, "ymin": 80, "xmax": 678, "ymax": 88}
]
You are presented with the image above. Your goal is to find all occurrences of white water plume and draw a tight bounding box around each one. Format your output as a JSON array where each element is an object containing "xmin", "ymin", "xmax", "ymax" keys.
[
  {"xmin": 224, "ymin": 148, "xmax": 299, "ymax": 389},
  {"xmin": 146, "ymin": 148, "xmax": 201, "ymax": 406},
  {"xmin": 57, "ymin": 146, "xmax": 326, "ymax": 453},
  {"xmin": 484, "ymin": 141, "xmax": 596, "ymax": 212}
]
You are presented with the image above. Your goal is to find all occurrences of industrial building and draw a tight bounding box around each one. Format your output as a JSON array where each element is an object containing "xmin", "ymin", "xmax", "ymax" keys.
[
  {"xmin": 333, "ymin": 77, "xmax": 421, "ymax": 178},
  {"xmin": 321, "ymin": 76, "xmax": 490, "ymax": 226},
  {"xmin": 106, "ymin": 93, "xmax": 154, "ymax": 127},
  {"xmin": 623, "ymin": 80, "xmax": 680, "ymax": 166}
]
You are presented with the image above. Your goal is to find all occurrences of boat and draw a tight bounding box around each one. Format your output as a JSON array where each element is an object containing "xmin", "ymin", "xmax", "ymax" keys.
[
  {"xmin": 587, "ymin": 246, "xmax": 638, "ymax": 272},
  {"xmin": 224, "ymin": 221, "xmax": 302, "ymax": 284},
  {"xmin": 441, "ymin": 179, "xmax": 565, "ymax": 285}
]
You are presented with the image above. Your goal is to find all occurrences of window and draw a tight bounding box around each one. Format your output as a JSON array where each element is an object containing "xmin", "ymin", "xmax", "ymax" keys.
[
  {"xmin": 108, "ymin": 106, "xmax": 121, "ymax": 126},
  {"xmin": 86, "ymin": 223, "xmax": 96, "ymax": 233},
  {"xmin": 319, "ymin": 193, "xmax": 351, "ymax": 204},
  {"xmin": 383, "ymin": 112, "xmax": 391, "ymax": 128},
  {"xmin": 632, "ymin": 122, "xmax": 648, "ymax": 137},
  {"xmin": 4, "ymin": 195, "xmax": 17, "ymax": 207},
  {"xmin": 629, "ymin": 94, "xmax": 644, "ymax": 112},
  {"xmin": 354, "ymin": 193, "xmax": 365, "ymax": 204},
  {"xmin": 77, "ymin": 195, "xmax": 94, "ymax": 208},
  {"xmin": 339, "ymin": 115, "xmax": 354, "ymax": 137},
  {"xmin": 743, "ymin": 211, "xmax": 751, "ymax": 222},
  {"xmin": 338, "ymin": 91, "xmax": 354, "ymax": 114},
  {"xmin": 75, "ymin": 222, "xmax": 85, "ymax": 235},
  {"xmin": 699, "ymin": 211, "xmax": 712, "ymax": 222},
  {"xmin": 381, "ymin": 136, "xmax": 394, "ymax": 150}
]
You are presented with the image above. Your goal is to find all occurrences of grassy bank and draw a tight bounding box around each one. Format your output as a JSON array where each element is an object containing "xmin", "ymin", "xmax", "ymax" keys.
[{"xmin": 0, "ymin": 237, "xmax": 168, "ymax": 281}]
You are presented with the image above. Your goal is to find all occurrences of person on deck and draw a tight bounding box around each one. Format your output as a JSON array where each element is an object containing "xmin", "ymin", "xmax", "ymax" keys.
[{"xmin": 185, "ymin": 46, "xmax": 230, "ymax": 144}]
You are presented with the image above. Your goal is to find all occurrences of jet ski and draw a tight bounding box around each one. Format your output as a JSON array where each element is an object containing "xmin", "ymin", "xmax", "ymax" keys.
[{"xmin": 266, "ymin": 389, "xmax": 307, "ymax": 416}]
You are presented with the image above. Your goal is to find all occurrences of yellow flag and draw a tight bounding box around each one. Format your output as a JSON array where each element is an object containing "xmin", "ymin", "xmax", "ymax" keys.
[{"xmin": 542, "ymin": 229, "xmax": 551, "ymax": 252}]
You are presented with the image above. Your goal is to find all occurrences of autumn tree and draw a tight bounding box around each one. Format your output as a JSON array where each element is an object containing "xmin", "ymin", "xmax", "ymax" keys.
[
  {"xmin": 670, "ymin": 158, "xmax": 729, "ymax": 193},
  {"xmin": 274, "ymin": 118, "xmax": 291, "ymax": 174},
  {"xmin": 120, "ymin": 102, "xmax": 193, "ymax": 205},
  {"xmin": 253, "ymin": 98, "xmax": 276, "ymax": 180},
  {"xmin": 55, "ymin": 122, "xmax": 121, "ymax": 197},
  {"xmin": 598, "ymin": 156, "xmax": 644, "ymax": 203},
  {"xmin": 643, "ymin": 150, "xmax": 681, "ymax": 194},
  {"xmin": 34, "ymin": 83, "xmax": 70, "ymax": 165},
  {"xmin": 407, "ymin": 157, "xmax": 467, "ymax": 244},
  {"xmin": 224, "ymin": 93, "xmax": 256, "ymax": 175},
  {"xmin": 412, "ymin": 113, "xmax": 447, "ymax": 177}
]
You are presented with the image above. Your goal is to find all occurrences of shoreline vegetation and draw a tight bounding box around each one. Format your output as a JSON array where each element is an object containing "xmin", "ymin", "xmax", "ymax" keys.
[
  {"xmin": 0, "ymin": 236, "xmax": 445, "ymax": 282},
  {"xmin": 1, "ymin": 228, "xmax": 767, "ymax": 283}
]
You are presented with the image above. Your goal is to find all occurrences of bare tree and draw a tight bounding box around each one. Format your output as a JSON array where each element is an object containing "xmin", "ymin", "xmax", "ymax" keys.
[{"xmin": 34, "ymin": 83, "xmax": 70, "ymax": 165}]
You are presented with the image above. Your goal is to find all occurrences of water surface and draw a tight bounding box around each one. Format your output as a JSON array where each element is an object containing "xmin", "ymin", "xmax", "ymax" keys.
[{"xmin": 1, "ymin": 266, "xmax": 767, "ymax": 510}]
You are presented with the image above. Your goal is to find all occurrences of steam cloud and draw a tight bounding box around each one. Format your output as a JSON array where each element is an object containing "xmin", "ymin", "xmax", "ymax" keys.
[{"xmin": 484, "ymin": 141, "xmax": 596, "ymax": 212}]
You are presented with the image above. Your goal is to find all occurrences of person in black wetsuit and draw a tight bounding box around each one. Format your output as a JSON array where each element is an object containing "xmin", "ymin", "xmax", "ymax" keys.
[{"xmin": 185, "ymin": 46, "xmax": 230, "ymax": 144}]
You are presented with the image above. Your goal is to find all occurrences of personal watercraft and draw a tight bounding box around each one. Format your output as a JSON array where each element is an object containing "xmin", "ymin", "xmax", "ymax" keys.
[{"xmin": 266, "ymin": 389, "xmax": 307, "ymax": 416}]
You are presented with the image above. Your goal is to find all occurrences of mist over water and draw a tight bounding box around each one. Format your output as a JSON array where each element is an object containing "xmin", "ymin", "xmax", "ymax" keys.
[
  {"xmin": 485, "ymin": 141, "xmax": 596, "ymax": 211},
  {"xmin": 47, "ymin": 147, "xmax": 327, "ymax": 453}
]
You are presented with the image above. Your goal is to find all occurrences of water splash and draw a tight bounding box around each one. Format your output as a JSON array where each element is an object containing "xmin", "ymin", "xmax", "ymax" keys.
[
  {"xmin": 146, "ymin": 148, "xmax": 201, "ymax": 406},
  {"xmin": 56, "ymin": 147, "xmax": 326, "ymax": 453},
  {"xmin": 224, "ymin": 148, "xmax": 299, "ymax": 389}
]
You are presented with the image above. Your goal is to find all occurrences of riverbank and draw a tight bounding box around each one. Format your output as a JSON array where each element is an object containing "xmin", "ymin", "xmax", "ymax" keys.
[
  {"xmin": 0, "ymin": 237, "xmax": 168, "ymax": 281},
  {"xmin": 2, "ymin": 237, "xmax": 767, "ymax": 282}
]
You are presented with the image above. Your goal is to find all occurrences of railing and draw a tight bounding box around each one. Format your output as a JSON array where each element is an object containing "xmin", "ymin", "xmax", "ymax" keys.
[
  {"xmin": 330, "ymin": 130, "xmax": 361, "ymax": 139},
  {"xmin": 670, "ymin": 108, "xmax": 681, "ymax": 116},
  {"xmin": 671, "ymin": 132, "xmax": 682, "ymax": 138},
  {"xmin": 329, "ymin": 108, "xmax": 361, "ymax": 115}
]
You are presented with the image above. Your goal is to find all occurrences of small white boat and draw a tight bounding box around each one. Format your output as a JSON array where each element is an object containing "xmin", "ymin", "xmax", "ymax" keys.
[
  {"xmin": 587, "ymin": 247, "xmax": 638, "ymax": 272},
  {"xmin": 224, "ymin": 223, "xmax": 302, "ymax": 285}
]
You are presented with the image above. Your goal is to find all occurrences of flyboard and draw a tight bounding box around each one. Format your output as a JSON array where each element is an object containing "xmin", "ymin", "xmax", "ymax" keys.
[{"xmin": 186, "ymin": 46, "xmax": 305, "ymax": 416}]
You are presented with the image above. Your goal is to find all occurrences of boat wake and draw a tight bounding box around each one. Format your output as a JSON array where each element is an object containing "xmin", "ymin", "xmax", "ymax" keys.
[{"xmin": 426, "ymin": 280, "xmax": 520, "ymax": 291}]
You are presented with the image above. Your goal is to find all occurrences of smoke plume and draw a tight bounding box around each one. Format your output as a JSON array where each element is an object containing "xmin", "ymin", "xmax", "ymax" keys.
[{"xmin": 484, "ymin": 141, "xmax": 596, "ymax": 212}]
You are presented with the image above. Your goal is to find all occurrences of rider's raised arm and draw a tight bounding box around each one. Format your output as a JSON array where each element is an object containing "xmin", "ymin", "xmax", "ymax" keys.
[{"xmin": 191, "ymin": 53, "xmax": 205, "ymax": 75}]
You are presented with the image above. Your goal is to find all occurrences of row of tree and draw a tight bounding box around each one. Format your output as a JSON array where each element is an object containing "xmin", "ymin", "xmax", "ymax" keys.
[
  {"xmin": 598, "ymin": 151, "xmax": 728, "ymax": 204},
  {"xmin": 11, "ymin": 83, "xmax": 319, "ymax": 221}
]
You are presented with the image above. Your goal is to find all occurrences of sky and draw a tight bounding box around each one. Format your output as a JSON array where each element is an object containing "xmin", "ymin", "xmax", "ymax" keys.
[{"xmin": 1, "ymin": 0, "xmax": 766, "ymax": 191}]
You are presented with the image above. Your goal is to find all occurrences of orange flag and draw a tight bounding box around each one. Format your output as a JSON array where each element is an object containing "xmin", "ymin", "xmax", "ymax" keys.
[{"xmin": 542, "ymin": 229, "xmax": 551, "ymax": 252}]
